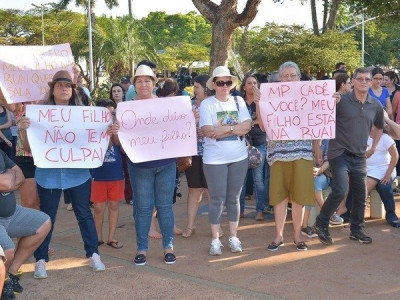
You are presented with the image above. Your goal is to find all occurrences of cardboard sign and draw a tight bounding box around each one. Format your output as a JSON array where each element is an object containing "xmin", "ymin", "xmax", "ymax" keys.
[
  {"xmin": 259, "ymin": 80, "xmax": 336, "ymax": 140},
  {"xmin": 117, "ymin": 96, "xmax": 197, "ymax": 163},
  {"xmin": 26, "ymin": 105, "xmax": 112, "ymax": 168},
  {"xmin": 0, "ymin": 43, "xmax": 74, "ymax": 103}
]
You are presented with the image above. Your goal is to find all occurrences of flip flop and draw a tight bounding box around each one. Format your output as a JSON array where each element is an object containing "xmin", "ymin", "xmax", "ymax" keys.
[
  {"xmin": 107, "ymin": 240, "xmax": 123, "ymax": 249},
  {"xmin": 98, "ymin": 241, "xmax": 104, "ymax": 246}
]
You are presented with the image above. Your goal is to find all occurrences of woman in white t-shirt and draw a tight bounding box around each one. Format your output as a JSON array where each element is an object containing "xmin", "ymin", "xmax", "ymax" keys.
[
  {"xmin": 199, "ymin": 66, "xmax": 251, "ymax": 256},
  {"xmin": 366, "ymin": 127, "xmax": 400, "ymax": 227}
]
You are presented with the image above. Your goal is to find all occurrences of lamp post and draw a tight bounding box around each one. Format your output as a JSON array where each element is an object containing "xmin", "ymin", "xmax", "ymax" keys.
[
  {"xmin": 87, "ymin": 1, "xmax": 94, "ymax": 91},
  {"xmin": 31, "ymin": 3, "xmax": 50, "ymax": 45}
]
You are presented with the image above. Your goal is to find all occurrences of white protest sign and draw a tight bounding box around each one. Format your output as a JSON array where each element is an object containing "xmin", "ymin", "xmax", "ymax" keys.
[
  {"xmin": 26, "ymin": 105, "xmax": 112, "ymax": 168},
  {"xmin": 117, "ymin": 96, "xmax": 197, "ymax": 163},
  {"xmin": 259, "ymin": 80, "xmax": 336, "ymax": 140},
  {"xmin": 0, "ymin": 43, "xmax": 74, "ymax": 103}
]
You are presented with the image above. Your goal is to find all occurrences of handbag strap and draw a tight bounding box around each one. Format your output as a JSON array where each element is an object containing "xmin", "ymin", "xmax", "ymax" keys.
[{"xmin": 233, "ymin": 96, "xmax": 243, "ymax": 141}]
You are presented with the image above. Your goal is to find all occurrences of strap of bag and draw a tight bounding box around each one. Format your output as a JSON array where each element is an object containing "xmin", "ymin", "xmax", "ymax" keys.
[{"xmin": 233, "ymin": 96, "xmax": 243, "ymax": 141}]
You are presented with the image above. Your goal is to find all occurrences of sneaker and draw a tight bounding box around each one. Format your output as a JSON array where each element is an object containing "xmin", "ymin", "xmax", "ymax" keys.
[
  {"xmin": 314, "ymin": 224, "xmax": 333, "ymax": 245},
  {"xmin": 1, "ymin": 278, "xmax": 15, "ymax": 300},
  {"xmin": 134, "ymin": 254, "xmax": 146, "ymax": 266},
  {"xmin": 329, "ymin": 214, "xmax": 344, "ymax": 225},
  {"xmin": 301, "ymin": 226, "xmax": 318, "ymax": 238},
  {"xmin": 267, "ymin": 241, "xmax": 284, "ymax": 251},
  {"xmin": 209, "ymin": 239, "xmax": 223, "ymax": 256},
  {"xmin": 349, "ymin": 230, "xmax": 372, "ymax": 244},
  {"xmin": 264, "ymin": 205, "xmax": 274, "ymax": 214},
  {"xmin": 34, "ymin": 259, "xmax": 48, "ymax": 279},
  {"xmin": 66, "ymin": 203, "xmax": 73, "ymax": 211},
  {"xmin": 228, "ymin": 237, "xmax": 243, "ymax": 253},
  {"xmin": 89, "ymin": 253, "xmax": 106, "ymax": 272},
  {"xmin": 294, "ymin": 241, "xmax": 308, "ymax": 251},
  {"xmin": 164, "ymin": 253, "xmax": 176, "ymax": 265},
  {"xmin": 9, "ymin": 273, "xmax": 23, "ymax": 293}
]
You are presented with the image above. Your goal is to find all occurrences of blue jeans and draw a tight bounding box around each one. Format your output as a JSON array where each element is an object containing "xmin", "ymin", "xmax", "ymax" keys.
[
  {"xmin": 317, "ymin": 152, "xmax": 366, "ymax": 232},
  {"xmin": 34, "ymin": 179, "xmax": 98, "ymax": 261},
  {"xmin": 128, "ymin": 161, "xmax": 176, "ymax": 251},
  {"xmin": 240, "ymin": 143, "xmax": 268, "ymax": 213},
  {"xmin": 374, "ymin": 176, "xmax": 399, "ymax": 223}
]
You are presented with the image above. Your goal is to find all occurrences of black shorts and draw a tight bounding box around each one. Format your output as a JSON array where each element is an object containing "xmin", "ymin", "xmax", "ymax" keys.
[
  {"xmin": 15, "ymin": 156, "xmax": 36, "ymax": 179},
  {"xmin": 185, "ymin": 155, "xmax": 207, "ymax": 189}
]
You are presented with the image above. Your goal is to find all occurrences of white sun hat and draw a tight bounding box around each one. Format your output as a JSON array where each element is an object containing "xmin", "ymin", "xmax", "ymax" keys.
[
  {"xmin": 132, "ymin": 65, "xmax": 157, "ymax": 83},
  {"xmin": 206, "ymin": 66, "xmax": 238, "ymax": 90}
]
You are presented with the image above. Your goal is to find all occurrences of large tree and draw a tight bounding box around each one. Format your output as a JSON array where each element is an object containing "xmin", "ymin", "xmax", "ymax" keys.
[{"xmin": 192, "ymin": 0, "xmax": 261, "ymax": 71}]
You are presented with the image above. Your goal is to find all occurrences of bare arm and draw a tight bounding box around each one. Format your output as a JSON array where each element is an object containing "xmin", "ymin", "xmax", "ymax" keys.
[
  {"xmin": 385, "ymin": 96, "xmax": 393, "ymax": 120},
  {"xmin": 0, "ymin": 109, "xmax": 12, "ymax": 130},
  {"xmin": 381, "ymin": 143, "xmax": 398, "ymax": 184},
  {"xmin": 202, "ymin": 120, "xmax": 251, "ymax": 140},
  {"xmin": 366, "ymin": 128, "xmax": 383, "ymax": 158},
  {"xmin": 0, "ymin": 165, "xmax": 25, "ymax": 192}
]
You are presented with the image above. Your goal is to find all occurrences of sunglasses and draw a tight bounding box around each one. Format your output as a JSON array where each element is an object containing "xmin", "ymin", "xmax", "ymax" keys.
[{"xmin": 215, "ymin": 80, "xmax": 233, "ymax": 87}]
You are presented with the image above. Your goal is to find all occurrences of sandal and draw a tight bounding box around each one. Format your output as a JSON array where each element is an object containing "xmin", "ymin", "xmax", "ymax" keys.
[
  {"xmin": 107, "ymin": 240, "xmax": 123, "ymax": 249},
  {"xmin": 182, "ymin": 227, "xmax": 195, "ymax": 238},
  {"xmin": 98, "ymin": 241, "xmax": 104, "ymax": 246}
]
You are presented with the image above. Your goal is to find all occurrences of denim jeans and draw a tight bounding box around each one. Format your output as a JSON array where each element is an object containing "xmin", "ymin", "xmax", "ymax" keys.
[
  {"xmin": 34, "ymin": 179, "xmax": 98, "ymax": 261},
  {"xmin": 128, "ymin": 161, "xmax": 176, "ymax": 251},
  {"xmin": 317, "ymin": 152, "xmax": 367, "ymax": 232},
  {"xmin": 375, "ymin": 175, "xmax": 399, "ymax": 223},
  {"xmin": 240, "ymin": 143, "xmax": 268, "ymax": 213}
]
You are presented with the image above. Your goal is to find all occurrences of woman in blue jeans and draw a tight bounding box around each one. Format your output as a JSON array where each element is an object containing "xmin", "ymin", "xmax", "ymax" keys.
[
  {"xmin": 112, "ymin": 65, "xmax": 176, "ymax": 265},
  {"xmin": 19, "ymin": 70, "xmax": 105, "ymax": 279},
  {"xmin": 238, "ymin": 74, "xmax": 269, "ymax": 221}
]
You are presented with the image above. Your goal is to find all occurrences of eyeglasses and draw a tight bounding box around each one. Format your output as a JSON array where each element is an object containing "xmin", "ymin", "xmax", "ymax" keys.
[
  {"xmin": 354, "ymin": 77, "xmax": 372, "ymax": 83},
  {"xmin": 281, "ymin": 74, "xmax": 299, "ymax": 80},
  {"xmin": 215, "ymin": 80, "xmax": 233, "ymax": 87}
]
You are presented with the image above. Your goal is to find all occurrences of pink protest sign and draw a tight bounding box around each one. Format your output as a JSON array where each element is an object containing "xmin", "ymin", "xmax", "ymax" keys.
[
  {"xmin": 26, "ymin": 105, "xmax": 112, "ymax": 168},
  {"xmin": 117, "ymin": 96, "xmax": 197, "ymax": 163},
  {"xmin": 259, "ymin": 80, "xmax": 336, "ymax": 140},
  {"xmin": 0, "ymin": 43, "xmax": 74, "ymax": 103}
]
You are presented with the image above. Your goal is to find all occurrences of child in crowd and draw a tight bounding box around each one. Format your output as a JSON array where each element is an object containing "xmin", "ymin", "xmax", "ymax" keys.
[{"xmin": 91, "ymin": 99, "xmax": 124, "ymax": 249}]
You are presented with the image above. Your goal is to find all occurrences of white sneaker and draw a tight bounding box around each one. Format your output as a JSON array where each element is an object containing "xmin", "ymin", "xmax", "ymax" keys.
[
  {"xmin": 66, "ymin": 203, "xmax": 73, "ymax": 211},
  {"xmin": 209, "ymin": 239, "xmax": 223, "ymax": 256},
  {"xmin": 330, "ymin": 214, "xmax": 344, "ymax": 225},
  {"xmin": 34, "ymin": 259, "xmax": 48, "ymax": 279},
  {"xmin": 89, "ymin": 253, "xmax": 106, "ymax": 272},
  {"xmin": 228, "ymin": 236, "xmax": 243, "ymax": 253}
]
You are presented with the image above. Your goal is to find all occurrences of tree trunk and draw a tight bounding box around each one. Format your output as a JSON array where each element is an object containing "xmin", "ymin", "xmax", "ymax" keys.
[
  {"xmin": 325, "ymin": 0, "xmax": 342, "ymax": 30},
  {"xmin": 192, "ymin": 0, "xmax": 261, "ymax": 72},
  {"xmin": 310, "ymin": 0, "xmax": 319, "ymax": 35},
  {"xmin": 322, "ymin": 0, "xmax": 328, "ymax": 33}
]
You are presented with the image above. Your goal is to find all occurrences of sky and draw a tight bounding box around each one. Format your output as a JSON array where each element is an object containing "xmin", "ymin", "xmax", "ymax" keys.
[{"xmin": 5, "ymin": 0, "xmax": 323, "ymax": 29}]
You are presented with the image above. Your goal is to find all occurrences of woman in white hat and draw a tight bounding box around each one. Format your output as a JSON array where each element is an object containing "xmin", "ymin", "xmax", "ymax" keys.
[
  {"xmin": 199, "ymin": 66, "xmax": 251, "ymax": 255},
  {"xmin": 111, "ymin": 65, "xmax": 177, "ymax": 265}
]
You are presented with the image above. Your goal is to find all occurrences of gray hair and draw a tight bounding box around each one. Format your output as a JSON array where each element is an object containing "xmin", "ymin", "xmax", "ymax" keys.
[
  {"xmin": 353, "ymin": 67, "xmax": 371, "ymax": 78},
  {"xmin": 278, "ymin": 61, "xmax": 301, "ymax": 77}
]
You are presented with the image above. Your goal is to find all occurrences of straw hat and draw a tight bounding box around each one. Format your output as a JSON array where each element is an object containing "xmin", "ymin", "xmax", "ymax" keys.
[
  {"xmin": 206, "ymin": 66, "xmax": 238, "ymax": 90},
  {"xmin": 132, "ymin": 65, "xmax": 157, "ymax": 83},
  {"xmin": 48, "ymin": 70, "xmax": 76, "ymax": 88}
]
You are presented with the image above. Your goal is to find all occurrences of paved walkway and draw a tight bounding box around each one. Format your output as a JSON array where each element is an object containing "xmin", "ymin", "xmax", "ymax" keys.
[{"xmin": 16, "ymin": 176, "xmax": 400, "ymax": 300}]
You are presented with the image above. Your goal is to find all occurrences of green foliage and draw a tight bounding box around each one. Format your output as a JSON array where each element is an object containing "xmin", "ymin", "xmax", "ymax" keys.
[
  {"xmin": 139, "ymin": 11, "xmax": 211, "ymax": 71},
  {"xmin": 239, "ymin": 23, "xmax": 360, "ymax": 75}
]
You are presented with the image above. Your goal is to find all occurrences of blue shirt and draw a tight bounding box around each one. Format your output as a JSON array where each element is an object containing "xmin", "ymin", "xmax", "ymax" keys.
[
  {"xmin": 35, "ymin": 167, "xmax": 91, "ymax": 189},
  {"xmin": 91, "ymin": 145, "xmax": 124, "ymax": 181}
]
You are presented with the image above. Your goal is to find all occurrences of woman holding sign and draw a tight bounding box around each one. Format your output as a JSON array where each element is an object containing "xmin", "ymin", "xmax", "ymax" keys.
[
  {"xmin": 255, "ymin": 61, "xmax": 317, "ymax": 252},
  {"xmin": 111, "ymin": 65, "xmax": 177, "ymax": 265},
  {"xmin": 18, "ymin": 70, "xmax": 106, "ymax": 278},
  {"xmin": 199, "ymin": 66, "xmax": 251, "ymax": 256}
]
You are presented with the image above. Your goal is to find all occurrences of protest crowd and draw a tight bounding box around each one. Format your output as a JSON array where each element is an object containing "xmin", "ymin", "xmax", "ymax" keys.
[{"xmin": 2, "ymin": 54, "xmax": 400, "ymax": 299}]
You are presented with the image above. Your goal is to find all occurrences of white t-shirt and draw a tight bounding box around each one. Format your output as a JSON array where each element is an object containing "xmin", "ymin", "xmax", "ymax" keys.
[
  {"xmin": 367, "ymin": 133, "xmax": 396, "ymax": 179},
  {"xmin": 199, "ymin": 95, "xmax": 251, "ymax": 164}
]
